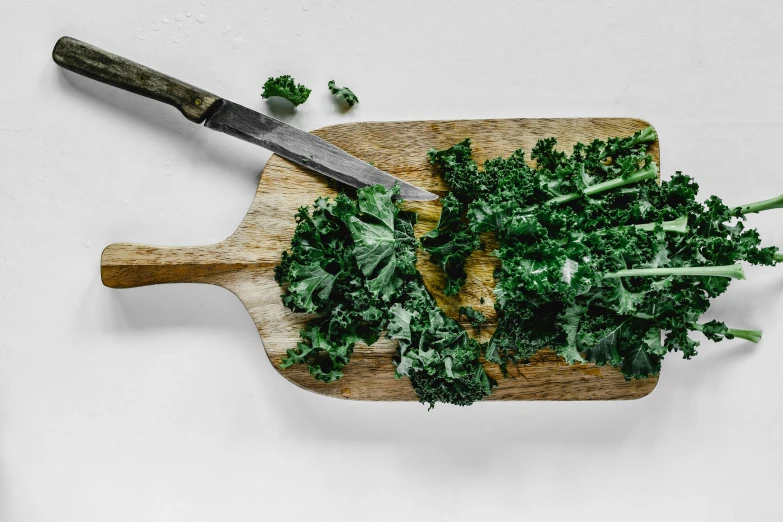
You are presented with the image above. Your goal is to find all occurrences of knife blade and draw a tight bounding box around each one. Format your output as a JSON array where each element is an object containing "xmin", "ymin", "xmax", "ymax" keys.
[
  {"xmin": 203, "ymin": 100, "xmax": 435, "ymax": 201},
  {"xmin": 51, "ymin": 36, "xmax": 438, "ymax": 202}
]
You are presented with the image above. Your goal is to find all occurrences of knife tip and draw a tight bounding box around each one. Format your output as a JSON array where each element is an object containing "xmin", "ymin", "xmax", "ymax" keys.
[{"xmin": 401, "ymin": 190, "xmax": 439, "ymax": 202}]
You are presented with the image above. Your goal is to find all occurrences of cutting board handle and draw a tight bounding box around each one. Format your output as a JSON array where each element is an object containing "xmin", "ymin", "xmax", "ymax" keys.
[
  {"xmin": 52, "ymin": 36, "xmax": 220, "ymax": 123},
  {"xmin": 101, "ymin": 242, "xmax": 244, "ymax": 288}
]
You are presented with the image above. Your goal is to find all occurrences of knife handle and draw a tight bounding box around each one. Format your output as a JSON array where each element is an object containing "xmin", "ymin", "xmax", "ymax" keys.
[{"xmin": 52, "ymin": 36, "xmax": 220, "ymax": 123}]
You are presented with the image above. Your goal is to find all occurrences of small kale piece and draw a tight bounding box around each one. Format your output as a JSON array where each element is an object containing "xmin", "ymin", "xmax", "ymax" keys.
[
  {"xmin": 410, "ymin": 364, "xmax": 493, "ymax": 410},
  {"xmin": 390, "ymin": 282, "xmax": 493, "ymax": 409},
  {"xmin": 261, "ymin": 75, "xmax": 311, "ymax": 106},
  {"xmin": 428, "ymin": 139, "xmax": 497, "ymax": 201},
  {"xmin": 421, "ymin": 193, "xmax": 479, "ymax": 296},
  {"xmin": 459, "ymin": 306, "xmax": 487, "ymax": 333},
  {"xmin": 327, "ymin": 80, "xmax": 359, "ymax": 107}
]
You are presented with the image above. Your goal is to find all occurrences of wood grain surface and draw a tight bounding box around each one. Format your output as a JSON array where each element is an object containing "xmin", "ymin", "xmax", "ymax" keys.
[{"xmin": 101, "ymin": 118, "xmax": 661, "ymax": 402}]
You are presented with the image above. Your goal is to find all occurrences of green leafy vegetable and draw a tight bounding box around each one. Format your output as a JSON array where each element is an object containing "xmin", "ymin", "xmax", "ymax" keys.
[
  {"xmin": 327, "ymin": 80, "xmax": 359, "ymax": 107},
  {"xmin": 420, "ymin": 193, "xmax": 479, "ymax": 295},
  {"xmin": 459, "ymin": 306, "xmax": 487, "ymax": 333},
  {"xmin": 261, "ymin": 75, "xmax": 311, "ymax": 106},
  {"xmin": 739, "ymin": 194, "xmax": 783, "ymax": 214},
  {"xmin": 276, "ymin": 184, "xmax": 492, "ymax": 407},
  {"xmin": 391, "ymin": 283, "xmax": 493, "ymax": 409},
  {"xmin": 427, "ymin": 139, "xmax": 497, "ymax": 201},
  {"xmin": 278, "ymin": 125, "xmax": 780, "ymax": 407},
  {"xmin": 426, "ymin": 126, "xmax": 779, "ymax": 381}
]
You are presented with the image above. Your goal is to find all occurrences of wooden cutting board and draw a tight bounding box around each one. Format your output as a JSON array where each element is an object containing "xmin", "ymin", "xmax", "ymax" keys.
[{"xmin": 101, "ymin": 117, "xmax": 660, "ymax": 402}]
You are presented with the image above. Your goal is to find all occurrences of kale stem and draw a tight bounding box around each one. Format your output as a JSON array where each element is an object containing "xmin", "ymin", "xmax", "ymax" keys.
[
  {"xmin": 602, "ymin": 263, "xmax": 745, "ymax": 280},
  {"xmin": 584, "ymin": 162, "xmax": 659, "ymax": 196},
  {"xmin": 727, "ymin": 328, "xmax": 763, "ymax": 343},
  {"xmin": 737, "ymin": 194, "xmax": 783, "ymax": 214},
  {"xmin": 582, "ymin": 215, "xmax": 687, "ymax": 241},
  {"xmin": 628, "ymin": 126, "xmax": 658, "ymax": 146},
  {"xmin": 522, "ymin": 162, "xmax": 659, "ymax": 213},
  {"xmin": 774, "ymin": 251, "xmax": 783, "ymax": 263},
  {"xmin": 633, "ymin": 215, "xmax": 689, "ymax": 234},
  {"xmin": 591, "ymin": 302, "xmax": 654, "ymax": 320},
  {"xmin": 692, "ymin": 324, "xmax": 762, "ymax": 343},
  {"xmin": 599, "ymin": 126, "xmax": 657, "ymax": 159}
]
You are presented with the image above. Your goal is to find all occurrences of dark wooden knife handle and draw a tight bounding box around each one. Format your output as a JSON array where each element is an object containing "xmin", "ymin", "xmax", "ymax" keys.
[{"xmin": 52, "ymin": 36, "xmax": 220, "ymax": 123}]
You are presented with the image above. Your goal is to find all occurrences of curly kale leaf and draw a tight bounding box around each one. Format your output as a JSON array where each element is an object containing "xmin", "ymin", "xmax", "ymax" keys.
[
  {"xmin": 620, "ymin": 332, "xmax": 663, "ymax": 380},
  {"xmin": 276, "ymin": 184, "xmax": 493, "ymax": 406},
  {"xmin": 426, "ymin": 126, "xmax": 779, "ymax": 381},
  {"xmin": 390, "ymin": 282, "xmax": 493, "ymax": 409},
  {"xmin": 421, "ymin": 193, "xmax": 480, "ymax": 296},
  {"xmin": 459, "ymin": 306, "xmax": 487, "ymax": 333},
  {"xmin": 282, "ymin": 262, "xmax": 337, "ymax": 313},
  {"xmin": 428, "ymin": 139, "xmax": 497, "ymax": 201},
  {"xmin": 261, "ymin": 75, "xmax": 312, "ymax": 106},
  {"xmin": 280, "ymin": 323, "xmax": 355, "ymax": 383},
  {"xmin": 579, "ymin": 316, "xmax": 624, "ymax": 367},
  {"xmin": 276, "ymin": 185, "xmax": 407, "ymax": 382},
  {"xmin": 557, "ymin": 304, "xmax": 586, "ymax": 364},
  {"xmin": 327, "ymin": 80, "xmax": 359, "ymax": 107},
  {"xmin": 410, "ymin": 365, "xmax": 493, "ymax": 410},
  {"xmin": 348, "ymin": 194, "xmax": 398, "ymax": 299}
]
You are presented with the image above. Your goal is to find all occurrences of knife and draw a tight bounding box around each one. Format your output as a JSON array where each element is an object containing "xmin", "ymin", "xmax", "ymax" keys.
[{"xmin": 51, "ymin": 36, "xmax": 437, "ymax": 202}]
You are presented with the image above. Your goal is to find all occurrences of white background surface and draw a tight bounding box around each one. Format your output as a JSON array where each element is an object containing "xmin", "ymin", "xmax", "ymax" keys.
[{"xmin": 2, "ymin": 1, "xmax": 783, "ymax": 520}]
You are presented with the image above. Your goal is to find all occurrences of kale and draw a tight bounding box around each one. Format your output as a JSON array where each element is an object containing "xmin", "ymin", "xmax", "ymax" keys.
[
  {"xmin": 261, "ymin": 75, "xmax": 312, "ymax": 106},
  {"xmin": 274, "ymin": 191, "xmax": 384, "ymax": 382},
  {"xmin": 327, "ymin": 80, "xmax": 359, "ymax": 107},
  {"xmin": 276, "ymin": 184, "xmax": 492, "ymax": 407},
  {"xmin": 427, "ymin": 127, "xmax": 780, "ymax": 381},
  {"xmin": 278, "ymin": 126, "xmax": 780, "ymax": 406},
  {"xmin": 420, "ymin": 193, "xmax": 480, "ymax": 296},
  {"xmin": 459, "ymin": 306, "xmax": 487, "ymax": 333},
  {"xmin": 427, "ymin": 139, "xmax": 497, "ymax": 201},
  {"xmin": 389, "ymin": 283, "xmax": 493, "ymax": 409}
]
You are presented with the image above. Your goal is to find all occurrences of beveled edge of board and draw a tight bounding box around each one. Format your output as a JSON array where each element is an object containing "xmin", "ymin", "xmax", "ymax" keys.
[{"xmin": 310, "ymin": 116, "xmax": 658, "ymax": 131}]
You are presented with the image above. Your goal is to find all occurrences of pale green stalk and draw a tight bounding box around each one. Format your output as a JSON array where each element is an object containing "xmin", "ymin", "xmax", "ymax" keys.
[
  {"xmin": 737, "ymin": 194, "xmax": 783, "ymax": 214},
  {"xmin": 725, "ymin": 328, "xmax": 763, "ymax": 343},
  {"xmin": 522, "ymin": 162, "xmax": 659, "ymax": 213},
  {"xmin": 633, "ymin": 215, "xmax": 689, "ymax": 234},
  {"xmin": 603, "ymin": 263, "xmax": 745, "ymax": 280}
]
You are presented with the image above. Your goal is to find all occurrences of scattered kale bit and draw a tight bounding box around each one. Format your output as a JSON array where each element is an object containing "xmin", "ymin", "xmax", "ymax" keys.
[
  {"xmin": 427, "ymin": 126, "xmax": 780, "ymax": 381},
  {"xmin": 459, "ymin": 306, "xmax": 487, "ymax": 333},
  {"xmin": 327, "ymin": 80, "xmax": 359, "ymax": 107},
  {"xmin": 428, "ymin": 139, "xmax": 497, "ymax": 201},
  {"xmin": 421, "ymin": 193, "xmax": 479, "ymax": 296},
  {"xmin": 276, "ymin": 184, "xmax": 493, "ymax": 406},
  {"xmin": 261, "ymin": 75, "xmax": 311, "ymax": 106},
  {"xmin": 390, "ymin": 282, "xmax": 493, "ymax": 409}
]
